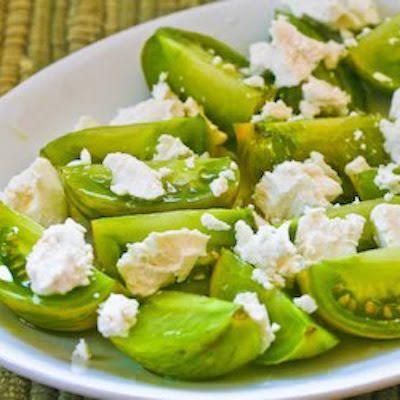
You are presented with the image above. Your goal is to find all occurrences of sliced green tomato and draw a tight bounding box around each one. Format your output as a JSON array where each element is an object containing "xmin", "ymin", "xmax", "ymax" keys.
[
  {"xmin": 289, "ymin": 196, "xmax": 400, "ymax": 251},
  {"xmin": 350, "ymin": 168, "xmax": 386, "ymax": 200},
  {"xmin": 41, "ymin": 116, "xmax": 211, "ymax": 167},
  {"xmin": 299, "ymin": 248, "xmax": 400, "ymax": 339},
  {"xmin": 277, "ymin": 11, "xmax": 366, "ymax": 113},
  {"xmin": 110, "ymin": 291, "xmax": 262, "ymax": 380},
  {"xmin": 0, "ymin": 201, "xmax": 120, "ymax": 331},
  {"xmin": 236, "ymin": 115, "xmax": 389, "ymax": 200},
  {"xmin": 210, "ymin": 250, "xmax": 338, "ymax": 365},
  {"xmin": 0, "ymin": 269, "xmax": 118, "ymax": 332},
  {"xmin": 350, "ymin": 14, "xmax": 400, "ymax": 92},
  {"xmin": 92, "ymin": 208, "xmax": 254, "ymax": 278},
  {"xmin": 142, "ymin": 27, "xmax": 275, "ymax": 137},
  {"xmin": 61, "ymin": 157, "xmax": 239, "ymax": 219}
]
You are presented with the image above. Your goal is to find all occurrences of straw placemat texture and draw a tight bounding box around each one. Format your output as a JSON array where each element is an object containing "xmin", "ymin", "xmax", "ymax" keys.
[{"xmin": 0, "ymin": 0, "xmax": 399, "ymax": 399}]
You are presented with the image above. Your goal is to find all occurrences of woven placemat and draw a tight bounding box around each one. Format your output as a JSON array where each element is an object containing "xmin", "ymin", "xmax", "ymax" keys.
[{"xmin": 0, "ymin": 1, "xmax": 399, "ymax": 399}]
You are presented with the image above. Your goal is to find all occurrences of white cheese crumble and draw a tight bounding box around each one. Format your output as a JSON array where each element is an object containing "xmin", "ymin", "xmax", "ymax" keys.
[
  {"xmin": 71, "ymin": 338, "xmax": 92, "ymax": 372},
  {"xmin": 185, "ymin": 156, "xmax": 196, "ymax": 169},
  {"xmin": 251, "ymin": 268, "xmax": 274, "ymax": 290},
  {"xmin": 97, "ymin": 294, "xmax": 140, "ymax": 338},
  {"xmin": 254, "ymin": 152, "xmax": 342, "ymax": 223},
  {"xmin": 300, "ymin": 77, "xmax": 350, "ymax": 119},
  {"xmin": 374, "ymin": 163, "xmax": 400, "ymax": 195},
  {"xmin": 353, "ymin": 129, "xmax": 364, "ymax": 141},
  {"xmin": 234, "ymin": 292, "xmax": 279, "ymax": 353},
  {"xmin": 200, "ymin": 213, "xmax": 231, "ymax": 231},
  {"xmin": 67, "ymin": 148, "xmax": 92, "ymax": 167},
  {"xmin": 379, "ymin": 119, "xmax": 400, "ymax": 164},
  {"xmin": 345, "ymin": 156, "xmax": 372, "ymax": 179},
  {"xmin": 117, "ymin": 229, "xmax": 209, "ymax": 297},
  {"xmin": 370, "ymin": 204, "xmax": 400, "ymax": 248},
  {"xmin": 153, "ymin": 134, "xmax": 193, "ymax": 161},
  {"xmin": 234, "ymin": 220, "xmax": 303, "ymax": 287},
  {"xmin": 295, "ymin": 208, "xmax": 365, "ymax": 265},
  {"xmin": 74, "ymin": 115, "xmax": 100, "ymax": 131},
  {"xmin": 389, "ymin": 88, "xmax": 400, "ymax": 121},
  {"xmin": 293, "ymin": 294, "xmax": 318, "ymax": 314},
  {"xmin": 373, "ymin": 72, "xmax": 393, "ymax": 85},
  {"xmin": 26, "ymin": 218, "xmax": 94, "ymax": 296},
  {"xmin": 103, "ymin": 153, "xmax": 165, "ymax": 200},
  {"xmin": 212, "ymin": 55, "xmax": 223, "ymax": 65},
  {"xmin": 252, "ymin": 100, "xmax": 293, "ymax": 123},
  {"xmin": 249, "ymin": 18, "xmax": 346, "ymax": 88},
  {"xmin": 0, "ymin": 265, "xmax": 13, "ymax": 282},
  {"xmin": 243, "ymin": 75, "xmax": 265, "ymax": 88},
  {"xmin": 209, "ymin": 168, "xmax": 236, "ymax": 197},
  {"xmin": 282, "ymin": 0, "xmax": 380, "ymax": 31},
  {"xmin": 2, "ymin": 157, "xmax": 67, "ymax": 227}
]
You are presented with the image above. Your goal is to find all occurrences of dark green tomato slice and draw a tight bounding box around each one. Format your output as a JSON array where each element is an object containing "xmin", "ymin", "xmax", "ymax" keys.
[
  {"xmin": 0, "ymin": 201, "xmax": 121, "ymax": 331},
  {"xmin": 210, "ymin": 250, "xmax": 338, "ymax": 365},
  {"xmin": 142, "ymin": 27, "xmax": 275, "ymax": 137},
  {"xmin": 92, "ymin": 208, "xmax": 254, "ymax": 278},
  {"xmin": 110, "ymin": 291, "xmax": 262, "ymax": 380},
  {"xmin": 236, "ymin": 115, "xmax": 389, "ymax": 201},
  {"xmin": 289, "ymin": 196, "xmax": 400, "ymax": 252},
  {"xmin": 0, "ymin": 269, "xmax": 118, "ymax": 332},
  {"xmin": 299, "ymin": 248, "xmax": 400, "ymax": 339},
  {"xmin": 61, "ymin": 157, "xmax": 239, "ymax": 219},
  {"xmin": 350, "ymin": 168, "xmax": 386, "ymax": 200},
  {"xmin": 350, "ymin": 14, "xmax": 400, "ymax": 92},
  {"xmin": 41, "ymin": 116, "xmax": 210, "ymax": 167},
  {"xmin": 276, "ymin": 11, "xmax": 366, "ymax": 113}
]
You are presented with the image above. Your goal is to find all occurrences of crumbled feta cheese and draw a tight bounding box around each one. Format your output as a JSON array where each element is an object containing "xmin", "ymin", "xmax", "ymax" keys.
[
  {"xmin": 295, "ymin": 208, "xmax": 365, "ymax": 265},
  {"xmin": 353, "ymin": 129, "xmax": 364, "ymax": 141},
  {"xmin": 220, "ymin": 168, "xmax": 236, "ymax": 181},
  {"xmin": 282, "ymin": 0, "xmax": 380, "ymax": 31},
  {"xmin": 74, "ymin": 115, "xmax": 100, "ymax": 131},
  {"xmin": 380, "ymin": 119, "xmax": 400, "ymax": 164},
  {"xmin": 243, "ymin": 75, "xmax": 265, "ymax": 88},
  {"xmin": 103, "ymin": 153, "xmax": 165, "ymax": 200},
  {"xmin": 249, "ymin": 18, "xmax": 345, "ymax": 87},
  {"xmin": 212, "ymin": 55, "xmax": 223, "ymax": 66},
  {"xmin": 374, "ymin": 163, "xmax": 400, "ymax": 195},
  {"xmin": 153, "ymin": 134, "xmax": 193, "ymax": 161},
  {"xmin": 0, "ymin": 265, "xmax": 13, "ymax": 282},
  {"xmin": 184, "ymin": 156, "xmax": 196, "ymax": 169},
  {"xmin": 222, "ymin": 63, "xmax": 236, "ymax": 72},
  {"xmin": 71, "ymin": 338, "xmax": 92, "ymax": 372},
  {"xmin": 345, "ymin": 156, "xmax": 371, "ymax": 179},
  {"xmin": 389, "ymin": 89, "xmax": 400, "ymax": 121},
  {"xmin": 252, "ymin": 100, "xmax": 293, "ymax": 123},
  {"xmin": 323, "ymin": 40, "xmax": 347, "ymax": 69},
  {"xmin": 97, "ymin": 294, "xmax": 139, "ymax": 338},
  {"xmin": 300, "ymin": 77, "xmax": 350, "ymax": 119},
  {"xmin": 254, "ymin": 152, "xmax": 342, "ymax": 223},
  {"xmin": 210, "ymin": 171, "xmax": 231, "ymax": 197},
  {"xmin": 26, "ymin": 218, "xmax": 94, "ymax": 296},
  {"xmin": 67, "ymin": 148, "xmax": 92, "ymax": 167},
  {"xmin": 2, "ymin": 157, "xmax": 67, "ymax": 227},
  {"xmin": 251, "ymin": 268, "xmax": 273, "ymax": 290},
  {"xmin": 234, "ymin": 292, "xmax": 280, "ymax": 353},
  {"xmin": 357, "ymin": 27, "xmax": 372, "ymax": 39},
  {"xmin": 201, "ymin": 213, "xmax": 230, "ymax": 231},
  {"xmin": 293, "ymin": 294, "xmax": 318, "ymax": 314},
  {"xmin": 373, "ymin": 72, "xmax": 393, "ymax": 85},
  {"xmin": 157, "ymin": 167, "xmax": 172, "ymax": 178},
  {"xmin": 234, "ymin": 220, "xmax": 303, "ymax": 287},
  {"xmin": 370, "ymin": 204, "xmax": 400, "ymax": 248},
  {"xmin": 117, "ymin": 229, "xmax": 209, "ymax": 297}
]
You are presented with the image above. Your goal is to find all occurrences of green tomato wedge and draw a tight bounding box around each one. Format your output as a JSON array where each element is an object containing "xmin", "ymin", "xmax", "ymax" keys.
[
  {"xmin": 210, "ymin": 250, "xmax": 338, "ymax": 365},
  {"xmin": 41, "ymin": 116, "xmax": 211, "ymax": 167},
  {"xmin": 298, "ymin": 248, "xmax": 400, "ymax": 339},
  {"xmin": 277, "ymin": 11, "xmax": 366, "ymax": 113},
  {"xmin": 110, "ymin": 291, "xmax": 263, "ymax": 380},
  {"xmin": 0, "ymin": 201, "xmax": 120, "ymax": 332},
  {"xmin": 350, "ymin": 168, "xmax": 386, "ymax": 200},
  {"xmin": 349, "ymin": 13, "xmax": 400, "ymax": 92},
  {"xmin": 92, "ymin": 208, "xmax": 254, "ymax": 278},
  {"xmin": 142, "ymin": 27, "xmax": 275, "ymax": 137},
  {"xmin": 236, "ymin": 115, "xmax": 389, "ymax": 199},
  {"xmin": 61, "ymin": 157, "xmax": 239, "ymax": 219},
  {"xmin": 289, "ymin": 196, "xmax": 400, "ymax": 251}
]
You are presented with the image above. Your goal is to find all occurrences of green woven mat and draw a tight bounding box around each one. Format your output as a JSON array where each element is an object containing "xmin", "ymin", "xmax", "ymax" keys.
[{"xmin": 0, "ymin": 0, "xmax": 399, "ymax": 399}]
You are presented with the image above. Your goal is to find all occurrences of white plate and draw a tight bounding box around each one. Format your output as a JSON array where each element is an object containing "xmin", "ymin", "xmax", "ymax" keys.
[{"xmin": 1, "ymin": 0, "xmax": 400, "ymax": 399}]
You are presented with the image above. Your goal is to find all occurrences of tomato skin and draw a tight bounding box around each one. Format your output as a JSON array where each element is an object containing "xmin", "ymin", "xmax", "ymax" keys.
[
  {"xmin": 299, "ymin": 248, "xmax": 400, "ymax": 339},
  {"xmin": 350, "ymin": 14, "xmax": 400, "ymax": 92}
]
